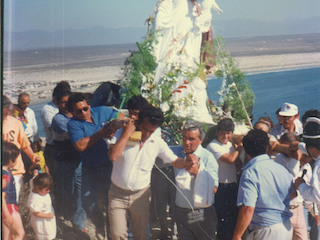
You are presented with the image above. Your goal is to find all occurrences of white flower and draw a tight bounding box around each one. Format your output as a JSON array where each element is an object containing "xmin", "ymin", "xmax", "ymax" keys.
[
  {"xmin": 160, "ymin": 102, "xmax": 170, "ymax": 112},
  {"xmin": 229, "ymin": 82, "xmax": 236, "ymax": 88}
]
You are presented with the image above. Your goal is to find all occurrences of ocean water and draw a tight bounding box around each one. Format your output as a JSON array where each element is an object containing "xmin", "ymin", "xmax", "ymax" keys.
[
  {"xmin": 30, "ymin": 67, "xmax": 320, "ymax": 138},
  {"xmin": 207, "ymin": 67, "xmax": 320, "ymax": 124}
]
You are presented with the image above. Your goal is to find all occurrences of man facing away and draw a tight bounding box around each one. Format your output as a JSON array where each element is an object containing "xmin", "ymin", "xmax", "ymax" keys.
[
  {"xmin": 107, "ymin": 106, "xmax": 185, "ymax": 240},
  {"xmin": 233, "ymin": 129, "xmax": 294, "ymax": 240},
  {"xmin": 173, "ymin": 121, "xmax": 219, "ymax": 240},
  {"xmin": 67, "ymin": 92, "xmax": 124, "ymax": 240},
  {"xmin": 14, "ymin": 92, "xmax": 39, "ymax": 144}
]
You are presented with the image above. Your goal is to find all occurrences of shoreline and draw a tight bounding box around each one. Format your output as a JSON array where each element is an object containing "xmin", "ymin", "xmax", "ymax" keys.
[{"xmin": 3, "ymin": 52, "xmax": 320, "ymax": 106}]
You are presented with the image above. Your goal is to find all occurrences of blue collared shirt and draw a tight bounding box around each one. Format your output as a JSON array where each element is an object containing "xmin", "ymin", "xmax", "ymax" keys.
[
  {"xmin": 237, "ymin": 154, "xmax": 293, "ymax": 226},
  {"xmin": 68, "ymin": 106, "xmax": 117, "ymax": 168}
]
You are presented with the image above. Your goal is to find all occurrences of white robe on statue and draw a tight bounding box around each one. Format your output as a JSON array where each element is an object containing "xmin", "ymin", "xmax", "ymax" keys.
[{"xmin": 152, "ymin": 0, "xmax": 221, "ymax": 124}]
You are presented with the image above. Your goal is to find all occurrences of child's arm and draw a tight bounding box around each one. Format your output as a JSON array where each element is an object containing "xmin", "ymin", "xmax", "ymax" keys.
[
  {"xmin": 31, "ymin": 211, "xmax": 54, "ymax": 219},
  {"xmin": 44, "ymin": 164, "xmax": 50, "ymax": 174},
  {"xmin": 2, "ymin": 181, "xmax": 14, "ymax": 228}
]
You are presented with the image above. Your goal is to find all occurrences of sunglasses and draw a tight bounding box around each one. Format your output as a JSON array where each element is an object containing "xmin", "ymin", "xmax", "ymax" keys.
[{"xmin": 75, "ymin": 107, "xmax": 89, "ymax": 115}]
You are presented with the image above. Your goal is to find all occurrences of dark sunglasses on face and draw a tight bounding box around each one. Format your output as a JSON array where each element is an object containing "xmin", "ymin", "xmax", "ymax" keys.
[{"xmin": 75, "ymin": 107, "xmax": 89, "ymax": 115}]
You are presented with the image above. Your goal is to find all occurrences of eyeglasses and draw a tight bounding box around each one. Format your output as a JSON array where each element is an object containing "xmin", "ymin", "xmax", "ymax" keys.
[{"xmin": 75, "ymin": 107, "xmax": 89, "ymax": 115}]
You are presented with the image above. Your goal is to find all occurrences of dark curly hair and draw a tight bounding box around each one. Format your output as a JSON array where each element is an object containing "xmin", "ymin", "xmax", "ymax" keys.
[
  {"xmin": 67, "ymin": 92, "xmax": 89, "ymax": 113},
  {"xmin": 137, "ymin": 106, "xmax": 164, "ymax": 126},
  {"xmin": 217, "ymin": 118, "xmax": 235, "ymax": 132},
  {"xmin": 2, "ymin": 141, "xmax": 20, "ymax": 165},
  {"xmin": 243, "ymin": 129, "xmax": 269, "ymax": 158},
  {"xmin": 127, "ymin": 95, "xmax": 149, "ymax": 110},
  {"xmin": 33, "ymin": 173, "xmax": 53, "ymax": 190}
]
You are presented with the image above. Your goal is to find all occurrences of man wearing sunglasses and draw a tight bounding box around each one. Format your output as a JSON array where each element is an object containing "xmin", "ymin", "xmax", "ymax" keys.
[{"xmin": 67, "ymin": 92, "xmax": 124, "ymax": 240}]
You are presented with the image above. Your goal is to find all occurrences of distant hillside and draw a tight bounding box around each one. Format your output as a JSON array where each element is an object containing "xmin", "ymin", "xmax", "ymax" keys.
[{"xmin": 4, "ymin": 16, "xmax": 320, "ymax": 51}]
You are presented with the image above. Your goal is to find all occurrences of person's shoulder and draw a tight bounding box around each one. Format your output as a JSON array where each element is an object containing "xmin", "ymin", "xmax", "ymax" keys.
[
  {"xmin": 26, "ymin": 107, "xmax": 35, "ymax": 114},
  {"xmin": 7, "ymin": 115, "xmax": 23, "ymax": 125},
  {"xmin": 2, "ymin": 168, "xmax": 10, "ymax": 176},
  {"xmin": 67, "ymin": 117, "xmax": 81, "ymax": 126},
  {"xmin": 206, "ymin": 139, "xmax": 219, "ymax": 147},
  {"xmin": 201, "ymin": 147, "xmax": 217, "ymax": 162},
  {"xmin": 92, "ymin": 105, "xmax": 117, "ymax": 118},
  {"xmin": 92, "ymin": 105, "xmax": 114, "ymax": 112},
  {"xmin": 41, "ymin": 101, "xmax": 58, "ymax": 114},
  {"xmin": 52, "ymin": 112, "xmax": 68, "ymax": 122}
]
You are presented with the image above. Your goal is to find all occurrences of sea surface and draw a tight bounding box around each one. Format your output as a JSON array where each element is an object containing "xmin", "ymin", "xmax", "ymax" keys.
[{"xmin": 30, "ymin": 67, "xmax": 320, "ymax": 138}]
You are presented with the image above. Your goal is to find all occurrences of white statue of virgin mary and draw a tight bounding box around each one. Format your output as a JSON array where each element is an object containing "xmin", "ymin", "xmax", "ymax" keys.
[{"xmin": 151, "ymin": 0, "xmax": 222, "ymax": 124}]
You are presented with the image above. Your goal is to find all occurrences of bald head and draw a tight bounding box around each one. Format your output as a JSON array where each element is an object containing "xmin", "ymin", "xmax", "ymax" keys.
[{"xmin": 18, "ymin": 93, "xmax": 30, "ymax": 111}]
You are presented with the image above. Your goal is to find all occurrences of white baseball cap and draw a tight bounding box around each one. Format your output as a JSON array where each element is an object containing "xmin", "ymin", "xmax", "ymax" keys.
[{"xmin": 278, "ymin": 103, "xmax": 298, "ymax": 117}]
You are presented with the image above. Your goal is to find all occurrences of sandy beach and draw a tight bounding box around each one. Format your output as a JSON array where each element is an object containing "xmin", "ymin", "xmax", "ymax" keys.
[{"xmin": 3, "ymin": 51, "xmax": 320, "ymax": 105}]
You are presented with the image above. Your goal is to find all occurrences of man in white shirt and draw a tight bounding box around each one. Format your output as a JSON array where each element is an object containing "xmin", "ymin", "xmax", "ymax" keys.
[
  {"xmin": 206, "ymin": 118, "xmax": 242, "ymax": 240},
  {"xmin": 14, "ymin": 92, "xmax": 39, "ymax": 143},
  {"xmin": 108, "ymin": 106, "xmax": 185, "ymax": 240},
  {"xmin": 295, "ymin": 117, "xmax": 320, "ymax": 214}
]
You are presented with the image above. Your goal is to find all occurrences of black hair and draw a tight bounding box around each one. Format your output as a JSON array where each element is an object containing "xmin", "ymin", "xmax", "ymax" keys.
[
  {"xmin": 304, "ymin": 138, "xmax": 320, "ymax": 152},
  {"xmin": 302, "ymin": 109, "xmax": 320, "ymax": 125},
  {"xmin": 56, "ymin": 89, "xmax": 72, "ymax": 103},
  {"xmin": 33, "ymin": 173, "xmax": 53, "ymax": 190},
  {"xmin": 31, "ymin": 140, "xmax": 42, "ymax": 152},
  {"xmin": 2, "ymin": 141, "xmax": 20, "ymax": 165},
  {"xmin": 67, "ymin": 92, "xmax": 89, "ymax": 113},
  {"xmin": 52, "ymin": 81, "xmax": 71, "ymax": 98},
  {"xmin": 137, "ymin": 106, "xmax": 164, "ymax": 126},
  {"xmin": 243, "ymin": 129, "xmax": 269, "ymax": 158},
  {"xmin": 217, "ymin": 118, "xmax": 235, "ymax": 132},
  {"xmin": 127, "ymin": 95, "xmax": 149, "ymax": 110}
]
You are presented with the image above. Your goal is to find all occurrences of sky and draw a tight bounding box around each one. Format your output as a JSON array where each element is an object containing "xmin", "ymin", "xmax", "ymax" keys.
[{"xmin": 5, "ymin": 0, "xmax": 320, "ymax": 32}]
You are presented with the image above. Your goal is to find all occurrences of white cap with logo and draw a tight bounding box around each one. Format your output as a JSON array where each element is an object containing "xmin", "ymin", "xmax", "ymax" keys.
[{"xmin": 278, "ymin": 103, "xmax": 298, "ymax": 117}]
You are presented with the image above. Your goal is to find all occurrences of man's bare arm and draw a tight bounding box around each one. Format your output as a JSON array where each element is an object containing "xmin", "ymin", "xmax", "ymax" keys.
[
  {"xmin": 74, "ymin": 126, "xmax": 111, "ymax": 152},
  {"xmin": 233, "ymin": 204, "xmax": 255, "ymax": 240},
  {"xmin": 108, "ymin": 119, "xmax": 136, "ymax": 162}
]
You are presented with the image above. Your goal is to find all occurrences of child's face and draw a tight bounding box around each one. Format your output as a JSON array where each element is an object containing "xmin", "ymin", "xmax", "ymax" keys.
[
  {"xmin": 33, "ymin": 144, "xmax": 40, "ymax": 152},
  {"xmin": 37, "ymin": 187, "xmax": 50, "ymax": 196}
]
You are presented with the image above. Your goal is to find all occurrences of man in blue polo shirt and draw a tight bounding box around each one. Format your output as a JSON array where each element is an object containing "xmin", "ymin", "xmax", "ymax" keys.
[
  {"xmin": 233, "ymin": 129, "xmax": 294, "ymax": 240},
  {"xmin": 67, "ymin": 92, "xmax": 124, "ymax": 240}
]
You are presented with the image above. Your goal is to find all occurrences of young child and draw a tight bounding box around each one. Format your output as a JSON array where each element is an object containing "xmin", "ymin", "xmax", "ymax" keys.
[
  {"xmin": 28, "ymin": 173, "xmax": 56, "ymax": 240},
  {"xmin": 31, "ymin": 139, "xmax": 49, "ymax": 174},
  {"xmin": 2, "ymin": 141, "xmax": 25, "ymax": 240}
]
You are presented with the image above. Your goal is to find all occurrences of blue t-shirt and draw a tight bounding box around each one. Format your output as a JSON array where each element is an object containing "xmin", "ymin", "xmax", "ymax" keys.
[
  {"xmin": 2, "ymin": 169, "xmax": 17, "ymax": 205},
  {"xmin": 237, "ymin": 154, "xmax": 293, "ymax": 226},
  {"xmin": 67, "ymin": 106, "xmax": 117, "ymax": 168}
]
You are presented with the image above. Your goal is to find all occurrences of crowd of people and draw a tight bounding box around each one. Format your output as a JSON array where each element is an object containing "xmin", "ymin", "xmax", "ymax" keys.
[{"xmin": 2, "ymin": 80, "xmax": 320, "ymax": 240}]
